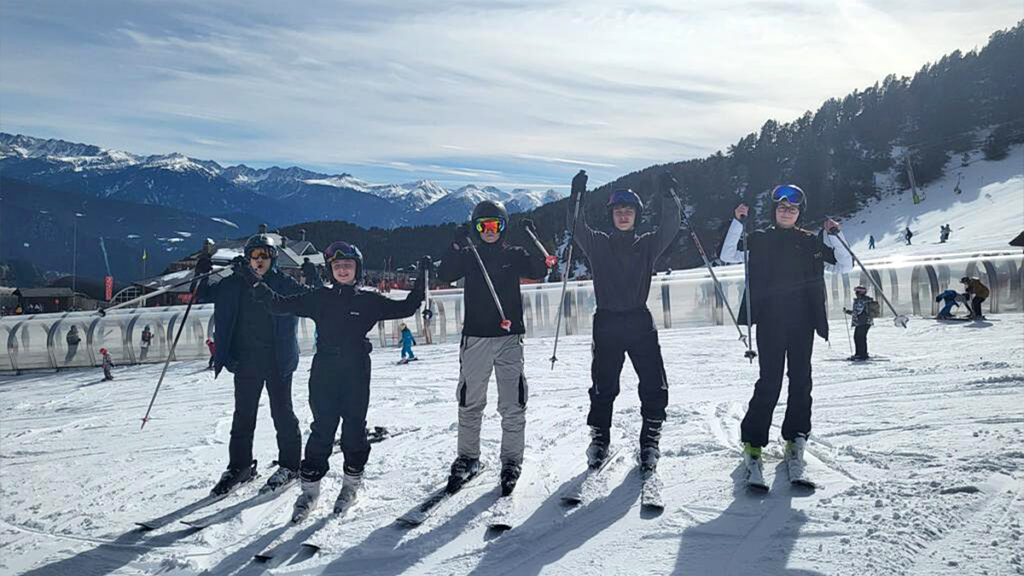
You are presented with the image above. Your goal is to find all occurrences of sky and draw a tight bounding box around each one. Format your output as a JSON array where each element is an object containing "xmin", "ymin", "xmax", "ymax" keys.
[{"xmin": 1, "ymin": 1, "xmax": 1020, "ymax": 190}]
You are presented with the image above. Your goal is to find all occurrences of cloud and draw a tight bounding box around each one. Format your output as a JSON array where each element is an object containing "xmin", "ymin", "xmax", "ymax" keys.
[{"xmin": 1, "ymin": 0, "xmax": 1019, "ymax": 189}]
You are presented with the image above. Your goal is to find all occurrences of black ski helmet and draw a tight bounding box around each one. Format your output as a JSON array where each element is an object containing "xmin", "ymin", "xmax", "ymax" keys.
[
  {"xmin": 960, "ymin": 276, "xmax": 970, "ymax": 284},
  {"xmin": 324, "ymin": 240, "xmax": 364, "ymax": 282},
  {"xmin": 471, "ymin": 200, "xmax": 509, "ymax": 239},
  {"xmin": 244, "ymin": 233, "xmax": 281, "ymax": 266},
  {"xmin": 854, "ymin": 285, "xmax": 867, "ymax": 294},
  {"xmin": 607, "ymin": 188, "xmax": 644, "ymax": 212}
]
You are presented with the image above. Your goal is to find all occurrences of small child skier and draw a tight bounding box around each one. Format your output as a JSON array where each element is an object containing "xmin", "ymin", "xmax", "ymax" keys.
[
  {"xmin": 843, "ymin": 285, "xmax": 877, "ymax": 360},
  {"xmin": 935, "ymin": 289, "xmax": 961, "ymax": 319},
  {"xmin": 100, "ymin": 348, "xmax": 115, "ymax": 381},
  {"xmin": 205, "ymin": 338, "xmax": 216, "ymax": 370},
  {"xmin": 398, "ymin": 323, "xmax": 416, "ymax": 363}
]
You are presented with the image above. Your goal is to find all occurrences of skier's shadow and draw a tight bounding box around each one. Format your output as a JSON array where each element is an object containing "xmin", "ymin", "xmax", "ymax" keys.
[
  {"xmin": 469, "ymin": 468, "xmax": 638, "ymax": 576},
  {"xmin": 318, "ymin": 486, "xmax": 496, "ymax": 576},
  {"xmin": 18, "ymin": 525, "xmax": 199, "ymax": 576},
  {"xmin": 672, "ymin": 462, "xmax": 822, "ymax": 576}
]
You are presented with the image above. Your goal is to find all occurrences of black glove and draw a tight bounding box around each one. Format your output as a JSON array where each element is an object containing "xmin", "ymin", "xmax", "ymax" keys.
[
  {"xmin": 571, "ymin": 170, "xmax": 588, "ymax": 197},
  {"xmin": 252, "ymin": 281, "xmax": 273, "ymax": 302},
  {"xmin": 194, "ymin": 253, "xmax": 213, "ymax": 276},
  {"xmin": 450, "ymin": 225, "xmax": 471, "ymax": 251},
  {"xmin": 520, "ymin": 218, "xmax": 537, "ymax": 234},
  {"xmin": 658, "ymin": 171, "xmax": 679, "ymax": 198},
  {"xmin": 843, "ymin": 308, "xmax": 852, "ymax": 315},
  {"xmin": 230, "ymin": 255, "xmax": 247, "ymax": 275},
  {"xmin": 419, "ymin": 255, "xmax": 433, "ymax": 273}
]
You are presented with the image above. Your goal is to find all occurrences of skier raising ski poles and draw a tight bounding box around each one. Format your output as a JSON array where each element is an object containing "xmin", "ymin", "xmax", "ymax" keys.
[
  {"xmin": 565, "ymin": 169, "xmax": 680, "ymax": 500},
  {"xmin": 719, "ymin": 184, "xmax": 852, "ymax": 490},
  {"xmin": 435, "ymin": 200, "xmax": 550, "ymax": 499}
]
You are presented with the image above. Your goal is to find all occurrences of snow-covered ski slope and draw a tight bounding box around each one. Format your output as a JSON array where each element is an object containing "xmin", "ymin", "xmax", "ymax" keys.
[
  {"xmin": 2, "ymin": 317, "xmax": 1022, "ymax": 576},
  {"xmin": 2, "ymin": 147, "xmax": 1022, "ymax": 575}
]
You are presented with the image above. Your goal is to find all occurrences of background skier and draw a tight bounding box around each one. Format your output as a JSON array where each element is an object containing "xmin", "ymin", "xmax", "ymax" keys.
[
  {"xmin": 140, "ymin": 325, "xmax": 153, "ymax": 361},
  {"xmin": 100, "ymin": 347, "xmax": 114, "ymax": 381},
  {"xmin": 566, "ymin": 170, "xmax": 680, "ymax": 476},
  {"xmin": 194, "ymin": 233, "xmax": 307, "ymax": 497},
  {"xmin": 960, "ymin": 276, "xmax": 990, "ymax": 320},
  {"xmin": 719, "ymin": 184, "xmax": 852, "ymax": 488},
  {"xmin": 398, "ymin": 322, "xmax": 416, "ymax": 363},
  {"xmin": 436, "ymin": 201, "xmax": 549, "ymax": 497},
  {"xmin": 65, "ymin": 325, "xmax": 81, "ymax": 364},
  {"xmin": 843, "ymin": 285, "xmax": 877, "ymax": 360},
  {"xmin": 301, "ymin": 257, "xmax": 319, "ymax": 287},
  {"xmin": 935, "ymin": 289, "xmax": 962, "ymax": 319},
  {"xmin": 254, "ymin": 241, "xmax": 429, "ymax": 520}
]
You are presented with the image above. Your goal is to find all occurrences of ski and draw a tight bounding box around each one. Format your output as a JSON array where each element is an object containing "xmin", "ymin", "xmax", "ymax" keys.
[
  {"xmin": 396, "ymin": 357, "xmax": 420, "ymax": 365},
  {"xmin": 181, "ymin": 479, "xmax": 296, "ymax": 529},
  {"xmin": 135, "ymin": 492, "xmax": 232, "ymax": 531},
  {"xmin": 485, "ymin": 493, "xmax": 517, "ymax": 532},
  {"xmin": 395, "ymin": 465, "xmax": 485, "ymax": 527},
  {"xmin": 640, "ymin": 469, "xmax": 664, "ymax": 510},
  {"xmin": 299, "ymin": 493, "xmax": 358, "ymax": 552},
  {"xmin": 561, "ymin": 448, "xmax": 623, "ymax": 506}
]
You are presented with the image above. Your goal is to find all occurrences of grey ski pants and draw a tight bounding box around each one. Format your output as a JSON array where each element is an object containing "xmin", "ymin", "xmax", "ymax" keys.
[{"xmin": 456, "ymin": 334, "xmax": 528, "ymax": 464}]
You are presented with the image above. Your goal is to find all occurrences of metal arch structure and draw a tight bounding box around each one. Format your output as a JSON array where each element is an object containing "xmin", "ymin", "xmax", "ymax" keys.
[{"xmin": 2, "ymin": 250, "xmax": 1022, "ymax": 373}]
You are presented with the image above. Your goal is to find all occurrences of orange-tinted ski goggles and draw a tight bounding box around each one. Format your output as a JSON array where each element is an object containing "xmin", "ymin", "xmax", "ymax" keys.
[{"xmin": 475, "ymin": 217, "xmax": 506, "ymax": 234}]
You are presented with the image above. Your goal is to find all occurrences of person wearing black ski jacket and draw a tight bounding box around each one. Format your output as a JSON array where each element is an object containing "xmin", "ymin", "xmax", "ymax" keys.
[
  {"xmin": 435, "ymin": 201, "xmax": 548, "ymax": 497},
  {"xmin": 253, "ymin": 240, "xmax": 427, "ymax": 517},
  {"xmin": 194, "ymin": 234, "xmax": 308, "ymax": 496},
  {"xmin": 719, "ymin": 184, "xmax": 852, "ymax": 484},
  {"xmin": 568, "ymin": 170, "xmax": 680, "ymax": 473}
]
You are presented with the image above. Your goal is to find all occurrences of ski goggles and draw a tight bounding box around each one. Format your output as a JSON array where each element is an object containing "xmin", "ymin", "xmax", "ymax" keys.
[
  {"xmin": 248, "ymin": 249, "xmax": 271, "ymax": 260},
  {"xmin": 771, "ymin": 184, "xmax": 805, "ymax": 206},
  {"xmin": 475, "ymin": 217, "xmax": 506, "ymax": 234},
  {"xmin": 324, "ymin": 242, "xmax": 361, "ymax": 264}
]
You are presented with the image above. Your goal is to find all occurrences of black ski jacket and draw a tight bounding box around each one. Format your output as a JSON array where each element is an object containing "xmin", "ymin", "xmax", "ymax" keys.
[
  {"xmin": 437, "ymin": 240, "xmax": 547, "ymax": 337},
  {"xmin": 254, "ymin": 281, "xmax": 424, "ymax": 355},
  {"xmin": 569, "ymin": 190, "xmax": 681, "ymax": 312}
]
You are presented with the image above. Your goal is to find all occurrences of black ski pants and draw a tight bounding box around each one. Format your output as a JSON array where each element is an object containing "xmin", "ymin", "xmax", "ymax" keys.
[
  {"xmin": 971, "ymin": 296, "xmax": 986, "ymax": 318},
  {"xmin": 853, "ymin": 325, "xmax": 870, "ymax": 358},
  {"xmin": 586, "ymin": 308, "xmax": 668, "ymax": 434},
  {"xmin": 300, "ymin": 348, "xmax": 372, "ymax": 482},
  {"xmin": 229, "ymin": 350, "xmax": 302, "ymax": 472},
  {"xmin": 740, "ymin": 322, "xmax": 815, "ymax": 448}
]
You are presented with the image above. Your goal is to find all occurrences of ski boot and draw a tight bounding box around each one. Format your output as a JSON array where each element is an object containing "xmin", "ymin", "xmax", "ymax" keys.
[
  {"xmin": 639, "ymin": 418, "xmax": 663, "ymax": 473},
  {"xmin": 586, "ymin": 426, "xmax": 611, "ymax": 469},
  {"xmin": 334, "ymin": 469, "xmax": 362, "ymax": 513},
  {"xmin": 292, "ymin": 479, "xmax": 320, "ymax": 523},
  {"xmin": 499, "ymin": 460, "xmax": 522, "ymax": 497},
  {"xmin": 211, "ymin": 460, "xmax": 258, "ymax": 496},
  {"xmin": 742, "ymin": 443, "xmax": 767, "ymax": 491},
  {"xmin": 785, "ymin": 436, "xmax": 809, "ymax": 483},
  {"xmin": 259, "ymin": 465, "xmax": 298, "ymax": 495},
  {"xmin": 446, "ymin": 455, "xmax": 481, "ymax": 493}
]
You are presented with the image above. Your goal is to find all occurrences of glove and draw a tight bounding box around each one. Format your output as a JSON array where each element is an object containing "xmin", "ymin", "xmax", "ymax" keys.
[
  {"xmin": 545, "ymin": 254, "xmax": 558, "ymax": 268},
  {"xmin": 418, "ymin": 255, "xmax": 433, "ymax": 273},
  {"xmin": 450, "ymin": 225, "xmax": 471, "ymax": 251},
  {"xmin": 658, "ymin": 171, "xmax": 679, "ymax": 198},
  {"xmin": 194, "ymin": 253, "xmax": 213, "ymax": 276},
  {"xmin": 230, "ymin": 255, "xmax": 247, "ymax": 275},
  {"xmin": 520, "ymin": 218, "xmax": 537, "ymax": 234},
  {"xmin": 843, "ymin": 308, "xmax": 852, "ymax": 315},
  {"xmin": 252, "ymin": 281, "xmax": 273, "ymax": 302},
  {"xmin": 571, "ymin": 170, "xmax": 588, "ymax": 197}
]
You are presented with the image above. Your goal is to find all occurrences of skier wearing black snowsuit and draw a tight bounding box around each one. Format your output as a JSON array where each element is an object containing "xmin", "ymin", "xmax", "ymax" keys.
[
  {"xmin": 567, "ymin": 170, "xmax": 680, "ymax": 471},
  {"xmin": 301, "ymin": 257, "xmax": 320, "ymax": 287},
  {"xmin": 436, "ymin": 201, "xmax": 549, "ymax": 495},
  {"xmin": 720, "ymin": 186, "xmax": 852, "ymax": 457},
  {"xmin": 844, "ymin": 286, "xmax": 875, "ymax": 360},
  {"xmin": 194, "ymin": 234, "xmax": 307, "ymax": 495},
  {"xmin": 253, "ymin": 241, "xmax": 428, "ymax": 514}
]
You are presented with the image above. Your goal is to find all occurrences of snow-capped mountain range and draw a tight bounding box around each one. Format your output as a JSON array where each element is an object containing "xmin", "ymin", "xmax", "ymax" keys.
[{"xmin": 0, "ymin": 133, "xmax": 566, "ymax": 228}]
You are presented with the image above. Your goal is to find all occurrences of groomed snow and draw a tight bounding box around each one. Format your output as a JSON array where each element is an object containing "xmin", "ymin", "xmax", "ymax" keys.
[{"xmin": 2, "ymin": 316, "xmax": 1022, "ymax": 575}]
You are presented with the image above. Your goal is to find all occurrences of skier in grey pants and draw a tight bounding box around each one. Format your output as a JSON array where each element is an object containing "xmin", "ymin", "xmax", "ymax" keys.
[{"xmin": 437, "ymin": 200, "xmax": 549, "ymax": 496}]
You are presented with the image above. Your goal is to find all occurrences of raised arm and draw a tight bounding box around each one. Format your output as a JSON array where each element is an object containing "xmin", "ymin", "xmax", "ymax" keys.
[
  {"xmin": 376, "ymin": 256, "xmax": 429, "ymax": 320},
  {"xmin": 651, "ymin": 173, "xmax": 682, "ymax": 259},
  {"xmin": 567, "ymin": 170, "xmax": 598, "ymax": 257},
  {"xmin": 719, "ymin": 206, "xmax": 747, "ymax": 264},
  {"xmin": 820, "ymin": 218, "xmax": 853, "ymax": 274},
  {"xmin": 253, "ymin": 281, "xmax": 320, "ymax": 319},
  {"xmin": 436, "ymin": 229, "xmax": 470, "ymax": 284}
]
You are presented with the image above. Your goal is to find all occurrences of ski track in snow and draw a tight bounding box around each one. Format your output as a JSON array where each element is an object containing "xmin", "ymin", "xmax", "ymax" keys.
[{"xmin": 1, "ymin": 314, "xmax": 1022, "ymax": 576}]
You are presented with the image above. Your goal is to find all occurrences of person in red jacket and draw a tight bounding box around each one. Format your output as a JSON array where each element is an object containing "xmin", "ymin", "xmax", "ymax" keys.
[{"xmin": 206, "ymin": 338, "xmax": 216, "ymax": 370}]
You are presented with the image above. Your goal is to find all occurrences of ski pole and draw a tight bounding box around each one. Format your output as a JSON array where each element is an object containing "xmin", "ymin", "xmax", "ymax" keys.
[
  {"xmin": 679, "ymin": 205, "xmax": 747, "ymax": 348},
  {"xmin": 831, "ymin": 233, "xmax": 909, "ymax": 328},
  {"xmin": 463, "ymin": 231, "xmax": 512, "ymax": 332},
  {"xmin": 99, "ymin": 266, "xmax": 227, "ymax": 315},
  {"xmin": 522, "ymin": 223, "xmax": 558, "ymax": 269},
  {"xmin": 740, "ymin": 212, "xmax": 757, "ymax": 362},
  {"xmin": 844, "ymin": 311, "xmax": 854, "ymax": 356},
  {"xmin": 551, "ymin": 170, "xmax": 586, "ymax": 369},
  {"xmin": 140, "ymin": 281, "xmax": 201, "ymax": 430}
]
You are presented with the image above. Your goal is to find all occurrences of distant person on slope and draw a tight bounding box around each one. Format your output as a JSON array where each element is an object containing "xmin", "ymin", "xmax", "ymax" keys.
[
  {"xmin": 253, "ymin": 241, "xmax": 428, "ymax": 521},
  {"xmin": 65, "ymin": 325, "xmax": 81, "ymax": 364},
  {"xmin": 960, "ymin": 276, "xmax": 989, "ymax": 320},
  {"xmin": 935, "ymin": 289, "xmax": 962, "ymax": 319},
  {"xmin": 868, "ymin": 235, "xmax": 875, "ymax": 250},
  {"xmin": 904, "ymin": 227, "xmax": 913, "ymax": 246},
  {"xmin": 720, "ymin": 184, "xmax": 852, "ymax": 488},
  {"xmin": 194, "ymin": 233, "xmax": 307, "ymax": 497},
  {"xmin": 567, "ymin": 170, "xmax": 680, "ymax": 477},
  {"xmin": 436, "ymin": 200, "xmax": 549, "ymax": 497},
  {"xmin": 843, "ymin": 286, "xmax": 878, "ymax": 360},
  {"xmin": 140, "ymin": 325, "xmax": 153, "ymax": 361},
  {"xmin": 301, "ymin": 257, "xmax": 320, "ymax": 287},
  {"xmin": 100, "ymin": 347, "xmax": 115, "ymax": 381},
  {"xmin": 398, "ymin": 322, "xmax": 416, "ymax": 363}
]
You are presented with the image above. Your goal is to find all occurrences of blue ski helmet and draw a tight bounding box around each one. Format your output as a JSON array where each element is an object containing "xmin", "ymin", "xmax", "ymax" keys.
[
  {"xmin": 607, "ymin": 188, "xmax": 644, "ymax": 212},
  {"xmin": 324, "ymin": 240, "xmax": 364, "ymax": 282}
]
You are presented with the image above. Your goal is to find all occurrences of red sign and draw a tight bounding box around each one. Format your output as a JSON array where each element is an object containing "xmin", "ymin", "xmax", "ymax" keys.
[{"xmin": 105, "ymin": 276, "xmax": 114, "ymax": 301}]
